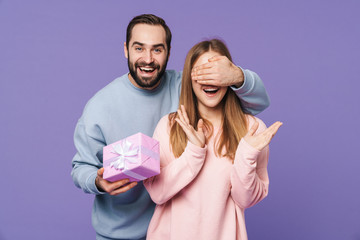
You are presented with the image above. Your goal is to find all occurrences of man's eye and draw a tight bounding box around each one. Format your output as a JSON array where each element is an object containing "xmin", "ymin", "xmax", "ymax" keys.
[
  {"xmin": 154, "ymin": 49, "xmax": 162, "ymax": 53},
  {"xmin": 135, "ymin": 47, "xmax": 142, "ymax": 51}
]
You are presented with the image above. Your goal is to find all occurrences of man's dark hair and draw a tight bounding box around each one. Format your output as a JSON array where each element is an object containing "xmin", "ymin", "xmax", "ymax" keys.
[{"xmin": 126, "ymin": 14, "xmax": 172, "ymax": 51}]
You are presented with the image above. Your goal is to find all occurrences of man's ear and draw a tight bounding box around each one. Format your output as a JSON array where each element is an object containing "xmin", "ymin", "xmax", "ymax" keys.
[{"xmin": 124, "ymin": 42, "xmax": 128, "ymax": 59}]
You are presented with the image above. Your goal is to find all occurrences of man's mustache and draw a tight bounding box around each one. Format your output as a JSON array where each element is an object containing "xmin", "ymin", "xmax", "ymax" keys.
[{"xmin": 135, "ymin": 61, "xmax": 159, "ymax": 69}]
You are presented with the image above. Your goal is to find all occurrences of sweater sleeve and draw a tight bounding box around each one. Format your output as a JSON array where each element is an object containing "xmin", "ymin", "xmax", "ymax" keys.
[
  {"xmin": 144, "ymin": 116, "xmax": 207, "ymax": 205},
  {"xmin": 230, "ymin": 118, "xmax": 269, "ymax": 209},
  {"xmin": 230, "ymin": 67, "xmax": 270, "ymax": 115},
  {"xmin": 71, "ymin": 117, "xmax": 105, "ymax": 195}
]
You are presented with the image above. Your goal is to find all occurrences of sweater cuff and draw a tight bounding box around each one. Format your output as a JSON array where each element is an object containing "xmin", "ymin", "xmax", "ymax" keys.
[
  {"xmin": 230, "ymin": 67, "xmax": 253, "ymax": 94},
  {"xmin": 87, "ymin": 171, "xmax": 106, "ymax": 195},
  {"xmin": 235, "ymin": 139, "xmax": 261, "ymax": 167},
  {"xmin": 185, "ymin": 141, "xmax": 207, "ymax": 157}
]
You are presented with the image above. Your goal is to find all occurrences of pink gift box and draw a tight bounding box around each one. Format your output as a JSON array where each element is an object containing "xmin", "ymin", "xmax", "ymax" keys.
[{"xmin": 103, "ymin": 132, "xmax": 160, "ymax": 182}]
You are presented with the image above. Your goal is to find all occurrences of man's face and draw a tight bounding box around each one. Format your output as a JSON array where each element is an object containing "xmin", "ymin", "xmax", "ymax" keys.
[{"xmin": 125, "ymin": 24, "xmax": 169, "ymax": 89}]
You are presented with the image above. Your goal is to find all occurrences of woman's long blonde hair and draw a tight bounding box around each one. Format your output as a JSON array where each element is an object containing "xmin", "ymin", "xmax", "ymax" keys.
[{"xmin": 169, "ymin": 39, "xmax": 249, "ymax": 160}]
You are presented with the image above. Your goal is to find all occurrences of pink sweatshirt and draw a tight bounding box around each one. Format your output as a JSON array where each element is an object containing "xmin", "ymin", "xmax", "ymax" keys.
[{"xmin": 144, "ymin": 115, "xmax": 269, "ymax": 240}]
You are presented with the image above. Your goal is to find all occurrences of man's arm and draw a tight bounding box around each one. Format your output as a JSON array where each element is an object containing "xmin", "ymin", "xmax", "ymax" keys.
[
  {"xmin": 71, "ymin": 119, "xmax": 136, "ymax": 195},
  {"xmin": 191, "ymin": 56, "xmax": 270, "ymax": 115},
  {"xmin": 71, "ymin": 120, "xmax": 104, "ymax": 194}
]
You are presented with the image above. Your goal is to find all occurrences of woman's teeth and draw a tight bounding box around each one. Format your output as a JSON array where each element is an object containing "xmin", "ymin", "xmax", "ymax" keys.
[{"xmin": 203, "ymin": 88, "xmax": 219, "ymax": 93}]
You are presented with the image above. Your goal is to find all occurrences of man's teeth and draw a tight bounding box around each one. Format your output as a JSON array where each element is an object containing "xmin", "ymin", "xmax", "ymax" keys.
[{"xmin": 140, "ymin": 67, "xmax": 155, "ymax": 72}]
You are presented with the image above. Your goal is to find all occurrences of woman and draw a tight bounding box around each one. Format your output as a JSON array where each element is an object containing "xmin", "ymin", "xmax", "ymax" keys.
[{"xmin": 144, "ymin": 39, "xmax": 282, "ymax": 240}]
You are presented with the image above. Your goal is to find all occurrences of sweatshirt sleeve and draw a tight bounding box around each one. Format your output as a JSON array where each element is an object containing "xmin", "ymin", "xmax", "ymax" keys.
[
  {"xmin": 230, "ymin": 118, "xmax": 269, "ymax": 209},
  {"xmin": 230, "ymin": 67, "xmax": 270, "ymax": 115},
  {"xmin": 144, "ymin": 116, "xmax": 207, "ymax": 205},
  {"xmin": 71, "ymin": 117, "xmax": 105, "ymax": 195}
]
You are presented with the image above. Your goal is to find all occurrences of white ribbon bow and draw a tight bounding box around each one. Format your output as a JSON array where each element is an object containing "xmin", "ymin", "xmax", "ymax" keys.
[{"xmin": 110, "ymin": 140, "xmax": 139, "ymax": 170}]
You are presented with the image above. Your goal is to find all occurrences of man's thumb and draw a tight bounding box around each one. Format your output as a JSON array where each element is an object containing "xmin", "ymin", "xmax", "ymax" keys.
[{"xmin": 97, "ymin": 167, "xmax": 104, "ymax": 176}]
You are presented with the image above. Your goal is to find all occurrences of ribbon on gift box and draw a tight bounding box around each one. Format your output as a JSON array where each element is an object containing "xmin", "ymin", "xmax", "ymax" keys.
[
  {"xmin": 109, "ymin": 140, "xmax": 138, "ymax": 170},
  {"xmin": 104, "ymin": 139, "xmax": 159, "ymax": 181}
]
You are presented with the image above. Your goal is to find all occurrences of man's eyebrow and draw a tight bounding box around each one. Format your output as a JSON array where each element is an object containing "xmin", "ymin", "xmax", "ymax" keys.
[
  {"xmin": 131, "ymin": 42, "xmax": 165, "ymax": 49},
  {"xmin": 153, "ymin": 44, "xmax": 165, "ymax": 49},
  {"xmin": 132, "ymin": 41, "xmax": 144, "ymax": 47}
]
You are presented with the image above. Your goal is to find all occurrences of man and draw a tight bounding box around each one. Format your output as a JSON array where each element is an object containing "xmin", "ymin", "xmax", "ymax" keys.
[{"xmin": 72, "ymin": 14, "xmax": 270, "ymax": 240}]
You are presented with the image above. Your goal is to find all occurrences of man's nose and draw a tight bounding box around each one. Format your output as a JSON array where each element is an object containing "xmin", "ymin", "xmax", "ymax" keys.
[{"xmin": 143, "ymin": 50, "xmax": 153, "ymax": 63}]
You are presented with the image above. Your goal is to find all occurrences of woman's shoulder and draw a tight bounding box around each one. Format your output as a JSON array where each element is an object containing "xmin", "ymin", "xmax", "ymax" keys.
[
  {"xmin": 155, "ymin": 113, "xmax": 176, "ymax": 134},
  {"xmin": 158, "ymin": 113, "xmax": 176, "ymax": 126}
]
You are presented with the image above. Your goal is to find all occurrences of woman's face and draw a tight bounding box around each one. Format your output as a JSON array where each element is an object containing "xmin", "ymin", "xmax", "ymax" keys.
[{"xmin": 191, "ymin": 51, "xmax": 228, "ymax": 113}]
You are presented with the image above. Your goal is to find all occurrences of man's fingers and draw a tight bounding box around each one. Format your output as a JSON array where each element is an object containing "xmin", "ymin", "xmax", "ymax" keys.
[
  {"xmin": 192, "ymin": 62, "xmax": 212, "ymax": 73},
  {"xmin": 112, "ymin": 178, "xmax": 131, "ymax": 189},
  {"xmin": 105, "ymin": 178, "xmax": 130, "ymax": 193},
  {"xmin": 192, "ymin": 55, "xmax": 222, "ymax": 72},
  {"xmin": 207, "ymin": 55, "xmax": 223, "ymax": 62},
  {"xmin": 192, "ymin": 73, "xmax": 218, "ymax": 82},
  {"xmin": 110, "ymin": 182, "xmax": 138, "ymax": 196},
  {"xmin": 192, "ymin": 67, "xmax": 214, "ymax": 76},
  {"xmin": 97, "ymin": 168, "xmax": 138, "ymax": 195},
  {"xmin": 97, "ymin": 177, "xmax": 129, "ymax": 193},
  {"xmin": 194, "ymin": 76, "xmax": 217, "ymax": 82}
]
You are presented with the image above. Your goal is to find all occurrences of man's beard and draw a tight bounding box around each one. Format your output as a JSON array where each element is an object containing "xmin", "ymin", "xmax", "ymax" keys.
[{"xmin": 128, "ymin": 57, "xmax": 168, "ymax": 89}]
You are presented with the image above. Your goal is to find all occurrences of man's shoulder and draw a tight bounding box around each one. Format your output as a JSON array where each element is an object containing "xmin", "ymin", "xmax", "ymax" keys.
[
  {"xmin": 161, "ymin": 70, "xmax": 182, "ymax": 93},
  {"xmin": 163, "ymin": 70, "xmax": 182, "ymax": 81},
  {"xmin": 94, "ymin": 74, "xmax": 128, "ymax": 98},
  {"xmin": 82, "ymin": 74, "xmax": 128, "ymax": 114}
]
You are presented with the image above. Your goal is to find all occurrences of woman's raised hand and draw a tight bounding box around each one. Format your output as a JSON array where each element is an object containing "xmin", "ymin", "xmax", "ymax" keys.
[
  {"xmin": 175, "ymin": 105, "xmax": 206, "ymax": 148},
  {"xmin": 244, "ymin": 121, "xmax": 283, "ymax": 151}
]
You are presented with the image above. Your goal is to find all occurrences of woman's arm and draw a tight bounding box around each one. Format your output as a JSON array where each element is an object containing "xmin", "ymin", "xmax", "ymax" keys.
[
  {"xmin": 144, "ymin": 115, "xmax": 207, "ymax": 205},
  {"xmin": 230, "ymin": 118, "xmax": 282, "ymax": 208},
  {"xmin": 231, "ymin": 68, "xmax": 270, "ymax": 115},
  {"xmin": 230, "ymin": 137, "xmax": 269, "ymax": 209}
]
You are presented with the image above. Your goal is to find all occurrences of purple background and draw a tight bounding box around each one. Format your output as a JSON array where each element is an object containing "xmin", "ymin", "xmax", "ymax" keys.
[{"xmin": 1, "ymin": 0, "xmax": 359, "ymax": 239}]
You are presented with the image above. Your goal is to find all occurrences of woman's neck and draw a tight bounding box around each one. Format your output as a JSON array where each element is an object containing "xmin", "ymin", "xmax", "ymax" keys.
[{"xmin": 198, "ymin": 104, "xmax": 223, "ymax": 128}]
